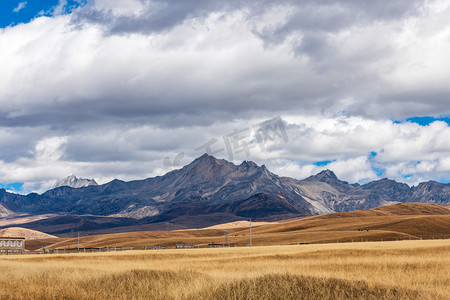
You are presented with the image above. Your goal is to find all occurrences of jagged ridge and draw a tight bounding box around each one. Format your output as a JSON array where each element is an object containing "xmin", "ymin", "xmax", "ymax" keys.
[{"xmin": 1, "ymin": 155, "xmax": 450, "ymax": 231}]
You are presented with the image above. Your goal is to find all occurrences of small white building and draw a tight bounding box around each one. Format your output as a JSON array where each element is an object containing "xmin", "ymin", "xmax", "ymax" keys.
[{"xmin": 0, "ymin": 237, "xmax": 25, "ymax": 254}]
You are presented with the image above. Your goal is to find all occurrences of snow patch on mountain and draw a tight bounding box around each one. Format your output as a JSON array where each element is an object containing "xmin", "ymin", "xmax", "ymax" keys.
[{"xmin": 52, "ymin": 175, "xmax": 98, "ymax": 189}]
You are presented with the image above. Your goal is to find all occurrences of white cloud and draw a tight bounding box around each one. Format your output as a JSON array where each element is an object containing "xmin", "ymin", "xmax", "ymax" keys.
[
  {"xmin": 260, "ymin": 116, "xmax": 450, "ymax": 184},
  {"xmin": 51, "ymin": 0, "xmax": 68, "ymax": 16},
  {"xmin": 34, "ymin": 136, "xmax": 68, "ymax": 161},
  {"xmin": 92, "ymin": 0, "xmax": 149, "ymax": 17},
  {"xmin": 13, "ymin": 2, "xmax": 27, "ymax": 13},
  {"xmin": 2, "ymin": 115, "xmax": 450, "ymax": 193},
  {"xmin": 1, "ymin": 0, "xmax": 450, "ymax": 193},
  {"xmin": 326, "ymin": 157, "xmax": 377, "ymax": 183},
  {"xmin": 2, "ymin": 0, "xmax": 450, "ymax": 122}
]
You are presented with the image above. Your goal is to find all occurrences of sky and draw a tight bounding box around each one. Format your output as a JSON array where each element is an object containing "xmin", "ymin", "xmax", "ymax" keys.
[{"xmin": 1, "ymin": 0, "xmax": 450, "ymax": 194}]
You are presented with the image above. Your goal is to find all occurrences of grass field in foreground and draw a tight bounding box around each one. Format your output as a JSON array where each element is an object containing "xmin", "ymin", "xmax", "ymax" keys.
[{"xmin": 1, "ymin": 240, "xmax": 449, "ymax": 299}]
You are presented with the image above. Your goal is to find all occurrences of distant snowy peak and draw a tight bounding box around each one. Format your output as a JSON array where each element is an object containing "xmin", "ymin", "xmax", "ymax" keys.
[{"xmin": 52, "ymin": 175, "xmax": 98, "ymax": 189}]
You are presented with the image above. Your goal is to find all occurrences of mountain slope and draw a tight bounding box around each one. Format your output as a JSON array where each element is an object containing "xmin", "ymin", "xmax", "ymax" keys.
[
  {"xmin": 27, "ymin": 203, "xmax": 450, "ymax": 250},
  {"xmin": 0, "ymin": 227, "xmax": 56, "ymax": 239},
  {"xmin": 282, "ymin": 172, "xmax": 450, "ymax": 213},
  {"xmin": 0, "ymin": 154, "xmax": 314, "ymax": 221},
  {"xmin": 0, "ymin": 203, "xmax": 15, "ymax": 217}
]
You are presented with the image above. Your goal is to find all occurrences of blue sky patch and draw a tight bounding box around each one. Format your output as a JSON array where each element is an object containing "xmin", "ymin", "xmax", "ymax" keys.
[
  {"xmin": 394, "ymin": 116, "xmax": 450, "ymax": 126},
  {"xmin": 371, "ymin": 167, "xmax": 384, "ymax": 177},
  {"xmin": 367, "ymin": 152, "xmax": 384, "ymax": 177},
  {"xmin": 0, "ymin": 0, "xmax": 86, "ymax": 28},
  {"xmin": 314, "ymin": 160, "xmax": 334, "ymax": 167},
  {"xmin": 0, "ymin": 182, "xmax": 24, "ymax": 193},
  {"xmin": 407, "ymin": 116, "xmax": 450, "ymax": 126},
  {"xmin": 368, "ymin": 151, "xmax": 377, "ymax": 159}
]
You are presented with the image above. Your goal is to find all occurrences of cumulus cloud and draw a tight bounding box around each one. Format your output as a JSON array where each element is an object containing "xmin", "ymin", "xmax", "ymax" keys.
[
  {"xmin": 3, "ymin": 0, "xmax": 450, "ymax": 127},
  {"xmin": 13, "ymin": 2, "xmax": 27, "ymax": 13},
  {"xmin": 1, "ymin": 0, "xmax": 450, "ymax": 193},
  {"xmin": 266, "ymin": 117, "xmax": 450, "ymax": 185}
]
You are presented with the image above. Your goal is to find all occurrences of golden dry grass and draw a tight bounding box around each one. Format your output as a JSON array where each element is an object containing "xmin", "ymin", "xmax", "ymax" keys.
[
  {"xmin": 0, "ymin": 227, "xmax": 57, "ymax": 240},
  {"xmin": 1, "ymin": 240, "xmax": 449, "ymax": 299}
]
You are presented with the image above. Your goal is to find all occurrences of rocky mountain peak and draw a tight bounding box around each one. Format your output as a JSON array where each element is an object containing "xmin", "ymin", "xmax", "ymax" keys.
[
  {"xmin": 305, "ymin": 169, "xmax": 345, "ymax": 184},
  {"xmin": 416, "ymin": 180, "xmax": 441, "ymax": 187},
  {"xmin": 173, "ymin": 153, "xmax": 238, "ymax": 183},
  {"xmin": 317, "ymin": 169, "xmax": 338, "ymax": 179},
  {"xmin": 193, "ymin": 153, "xmax": 215, "ymax": 163},
  {"xmin": 412, "ymin": 180, "xmax": 445, "ymax": 193},
  {"xmin": 362, "ymin": 178, "xmax": 406, "ymax": 189},
  {"xmin": 301, "ymin": 169, "xmax": 353, "ymax": 189},
  {"xmin": 190, "ymin": 153, "xmax": 231, "ymax": 168},
  {"xmin": 239, "ymin": 160, "xmax": 259, "ymax": 171},
  {"xmin": 52, "ymin": 175, "xmax": 98, "ymax": 189}
]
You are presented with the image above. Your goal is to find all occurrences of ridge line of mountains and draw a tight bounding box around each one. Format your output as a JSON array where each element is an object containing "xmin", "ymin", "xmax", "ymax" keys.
[{"xmin": 1, "ymin": 154, "xmax": 450, "ymax": 235}]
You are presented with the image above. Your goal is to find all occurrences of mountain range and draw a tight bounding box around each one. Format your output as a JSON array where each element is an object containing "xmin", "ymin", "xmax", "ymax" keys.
[{"xmin": 1, "ymin": 154, "xmax": 450, "ymax": 235}]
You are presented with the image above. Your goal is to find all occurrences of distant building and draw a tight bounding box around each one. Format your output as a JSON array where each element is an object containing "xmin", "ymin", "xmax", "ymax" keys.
[
  {"xmin": 0, "ymin": 237, "xmax": 25, "ymax": 254},
  {"xmin": 176, "ymin": 243, "xmax": 196, "ymax": 249},
  {"xmin": 208, "ymin": 242, "xmax": 229, "ymax": 248},
  {"xmin": 145, "ymin": 245, "xmax": 165, "ymax": 250}
]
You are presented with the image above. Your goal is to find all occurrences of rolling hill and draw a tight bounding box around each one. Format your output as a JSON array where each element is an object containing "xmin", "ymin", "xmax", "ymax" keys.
[
  {"xmin": 0, "ymin": 227, "xmax": 56, "ymax": 240},
  {"xmin": 25, "ymin": 203, "xmax": 450, "ymax": 251}
]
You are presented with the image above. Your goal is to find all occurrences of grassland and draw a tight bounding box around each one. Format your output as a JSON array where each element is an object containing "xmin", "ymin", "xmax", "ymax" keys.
[{"xmin": 1, "ymin": 240, "xmax": 449, "ymax": 299}]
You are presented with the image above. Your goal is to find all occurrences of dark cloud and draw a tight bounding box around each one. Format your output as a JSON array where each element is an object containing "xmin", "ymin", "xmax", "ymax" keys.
[
  {"xmin": 70, "ymin": 0, "xmax": 231, "ymax": 34},
  {"xmin": 71, "ymin": 0, "xmax": 425, "ymax": 36},
  {"xmin": 1, "ymin": 0, "xmax": 450, "ymax": 192},
  {"xmin": 1, "ymin": 0, "xmax": 434, "ymax": 131}
]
